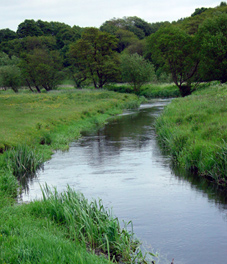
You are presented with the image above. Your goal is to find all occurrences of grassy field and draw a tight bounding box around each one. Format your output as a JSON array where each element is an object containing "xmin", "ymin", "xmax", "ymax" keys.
[
  {"xmin": 0, "ymin": 89, "xmax": 140, "ymax": 150},
  {"xmin": 155, "ymin": 82, "xmax": 227, "ymax": 188},
  {"xmin": 0, "ymin": 89, "xmax": 151, "ymax": 263}
]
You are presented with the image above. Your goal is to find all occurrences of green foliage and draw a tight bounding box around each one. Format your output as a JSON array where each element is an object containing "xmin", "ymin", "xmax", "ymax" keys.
[
  {"xmin": 155, "ymin": 83, "xmax": 227, "ymax": 187},
  {"xmin": 20, "ymin": 48, "xmax": 63, "ymax": 92},
  {"xmin": 69, "ymin": 28, "xmax": 120, "ymax": 88},
  {"xmin": 197, "ymin": 13, "xmax": 227, "ymax": 83},
  {"xmin": 0, "ymin": 28, "xmax": 17, "ymax": 42},
  {"xmin": 191, "ymin": 7, "xmax": 208, "ymax": 17},
  {"xmin": 0, "ymin": 65, "xmax": 22, "ymax": 92},
  {"xmin": 115, "ymin": 29, "xmax": 138, "ymax": 52},
  {"xmin": 121, "ymin": 53, "xmax": 155, "ymax": 92},
  {"xmin": 148, "ymin": 25, "xmax": 199, "ymax": 96},
  {"xmin": 100, "ymin": 16, "xmax": 157, "ymax": 39},
  {"xmin": 124, "ymin": 38, "xmax": 146, "ymax": 56},
  {"xmin": 17, "ymin": 19, "xmax": 43, "ymax": 38},
  {"xmin": 0, "ymin": 52, "xmax": 22, "ymax": 92}
]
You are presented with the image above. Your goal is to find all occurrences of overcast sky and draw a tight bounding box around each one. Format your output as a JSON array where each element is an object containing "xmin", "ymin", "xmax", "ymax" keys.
[{"xmin": 0, "ymin": 0, "xmax": 221, "ymax": 31}]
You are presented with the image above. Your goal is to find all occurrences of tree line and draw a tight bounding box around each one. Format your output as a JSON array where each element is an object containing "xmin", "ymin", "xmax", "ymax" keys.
[{"xmin": 0, "ymin": 2, "xmax": 227, "ymax": 96}]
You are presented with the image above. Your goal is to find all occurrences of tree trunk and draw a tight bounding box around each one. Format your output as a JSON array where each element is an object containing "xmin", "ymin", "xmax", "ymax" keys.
[
  {"xmin": 26, "ymin": 79, "xmax": 34, "ymax": 92},
  {"xmin": 179, "ymin": 84, "xmax": 192, "ymax": 97}
]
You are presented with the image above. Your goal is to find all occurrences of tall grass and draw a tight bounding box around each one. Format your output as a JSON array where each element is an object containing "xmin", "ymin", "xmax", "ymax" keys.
[
  {"xmin": 5, "ymin": 144, "xmax": 44, "ymax": 179},
  {"xmin": 35, "ymin": 185, "xmax": 147, "ymax": 263},
  {"xmin": 0, "ymin": 203, "xmax": 111, "ymax": 264},
  {"xmin": 155, "ymin": 83, "xmax": 227, "ymax": 187}
]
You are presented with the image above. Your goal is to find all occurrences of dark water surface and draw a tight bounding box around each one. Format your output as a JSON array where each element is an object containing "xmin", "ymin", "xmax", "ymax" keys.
[{"xmin": 21, "ymin": 100, "xmax": 227, "ymax": 264}]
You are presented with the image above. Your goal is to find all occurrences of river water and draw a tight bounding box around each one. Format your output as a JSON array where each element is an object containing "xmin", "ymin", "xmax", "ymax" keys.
[{"xmin": 21, "ymin": 99, "xmax": 227, "ymax": 264}]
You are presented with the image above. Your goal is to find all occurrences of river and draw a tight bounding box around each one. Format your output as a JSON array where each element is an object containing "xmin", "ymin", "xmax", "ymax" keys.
[{"xmin": 21, "ymin": 99, "xmax": 227, "ymax": 264}]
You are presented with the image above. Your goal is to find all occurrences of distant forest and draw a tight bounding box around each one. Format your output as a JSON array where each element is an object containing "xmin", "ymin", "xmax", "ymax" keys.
[{"xmin": 0, "ymin": 1, "xmax": 227, "ymax": 96}]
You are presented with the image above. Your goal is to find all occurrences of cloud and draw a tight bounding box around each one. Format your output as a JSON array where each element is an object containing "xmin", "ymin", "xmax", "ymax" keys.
[{"xmin": 0, "ymin": 0, "xmax": 221, "ymax": 31}]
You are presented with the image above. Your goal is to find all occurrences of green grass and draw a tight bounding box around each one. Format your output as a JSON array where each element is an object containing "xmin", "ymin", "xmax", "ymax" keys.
[
  {"xmin": 0, "ymin": 90, "xmax": 137, "ymax": 148},
  {"xmin": 0, "ymin": 88, "xmax": 152, "ymax": 263},
  {"xmin": 105, "ymin": 83, "xmax": 180, "ymax": 98},
  {"xmin": 0, "ymin": 185, "xmax": 151, "ymax": 263},
  {"xmin": 0, "ymin": 202, "xmax": 111, "ymax": 264},
  {"xmin": 139, "ymin": 83, "xmax": 180, "ymax": 98},
  {"xmin": 155, "ymin": 82, "xmax": 227, "ymax": 187}
]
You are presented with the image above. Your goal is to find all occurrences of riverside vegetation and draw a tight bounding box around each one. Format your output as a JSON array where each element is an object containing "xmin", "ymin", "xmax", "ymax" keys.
[
  {"xmin": 0, "ymin": 89, "xmax": 156, "ymax": 264},
  {"xmin": 155, "ymin": 82, "xmax": 227, "ymax": 189}
]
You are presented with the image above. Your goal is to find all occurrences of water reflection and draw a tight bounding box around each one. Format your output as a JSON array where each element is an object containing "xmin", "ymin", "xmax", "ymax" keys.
[
  {"xmin": 20, "ymin": 100, "xmax": 227, "ymax": 264},
  {"xmin": 172, "ymin": 165, "xmax": 227, "ymax": 205}
]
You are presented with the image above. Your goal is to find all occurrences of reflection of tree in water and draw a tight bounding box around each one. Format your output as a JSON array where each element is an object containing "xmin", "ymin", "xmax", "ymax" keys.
[
  {"xmin": 171, "ymin": 165, "xmax": 227, "ymax": 206},
  {"xmin": 80, "ymin": 106, "xmax": 164, "ymax": 167}
]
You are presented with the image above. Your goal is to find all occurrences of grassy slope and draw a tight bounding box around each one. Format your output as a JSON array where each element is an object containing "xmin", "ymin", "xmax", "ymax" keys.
[
  {"xmin": 155, "ymin": 83, "xmax": 227, "ymax": 187},
  {"xmin": 0, "ymin": 89, "xmax": 144, "ymax": 264}
]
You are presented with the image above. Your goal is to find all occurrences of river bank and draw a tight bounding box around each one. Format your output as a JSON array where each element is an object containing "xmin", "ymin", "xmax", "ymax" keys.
[
  {"xmin": 20, "ymin": 99, "xmax": 227, "ymax": 264},
  {"xmin": 155, "ymin": 82, "xmax": 227, "ymax": 189},
  {"xmin": 0, "ymin": 89, "xmax": 147, "ymax": 263}
]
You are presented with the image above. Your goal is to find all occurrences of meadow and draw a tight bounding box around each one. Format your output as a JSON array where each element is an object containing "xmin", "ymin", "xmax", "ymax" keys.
[{"xmin": 155, "ymin": 82, "xmax": 227, "ymax": 188}]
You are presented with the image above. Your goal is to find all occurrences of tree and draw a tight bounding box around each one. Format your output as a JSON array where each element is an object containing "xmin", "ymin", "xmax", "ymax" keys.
[
  {"xmin": 197, "ymin": 14, "xmax": 227, "ymax": 83},
  {"xmin": 0, "ymin": 65, "xmax": 21, "ymax": 92},
  {"xmin": 100, "ymin": 16, "xmax": 154, "ymax": 39},
  {"xmin": 148, "ymin": 25, "xmax": 199, "ymax": 96},
  {"xmin": 115, "ymin": 29, "xmax": 138, "ymax": 52},
  {"xmin": 0, "ymin": 29, "xmax": 17, "ymax": 42},
  {"xmin": 69, "ymin": 28, "xmax": 120, "ymax": 88},
  {"xmin": 17, "ymin": 19, "xmax": 43, "ymax": 38},
  {"xmin": 0, "ymin": 52, "xmax": 21, "ymax": 92},
  {"xmin": 20, "ymin": 48, "xmax": 62, "ymax": 92},
  {"xmin": 121, "ymin": 53, "xmax": 155, "ymax": 92},
  {"xmin": 191, "ymin": 7, "xmax": 208, "ymax": 17}
]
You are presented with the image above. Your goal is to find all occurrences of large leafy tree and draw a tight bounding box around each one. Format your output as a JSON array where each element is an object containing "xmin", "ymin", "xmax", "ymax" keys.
[
  {"xmin": 148, "ymin": 25, "xmax": 199, "ymax": 96},
  {"xmin": 20, "ymin": 48, "xmax": 62, "ymax": 92},
  {"xmin": 69, "ymin": 28, "xmax": 120, "ymax": 88},
  {"xmin": 121, "ymin": 53, "xmax": 155, "ymax": 92},
  {"xmin": 197, "ymin": 13, "xmax": 227, "ymax": 83}
]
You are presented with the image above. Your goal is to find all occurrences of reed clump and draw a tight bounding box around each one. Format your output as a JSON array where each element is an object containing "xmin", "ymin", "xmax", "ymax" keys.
[
  {"xmin": 5, "ymin": 144, "xmax": 44, "ymax": 179},
  {"xmin": 34, "ymin": 185, "xmax": 144, "ymax": 263}
]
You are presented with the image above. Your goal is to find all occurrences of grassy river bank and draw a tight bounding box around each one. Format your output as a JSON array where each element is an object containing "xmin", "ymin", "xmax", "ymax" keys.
[
  {"xmin": 0, "ymin": 89, "xmax": 150, "ymax": 264},
  {"xmin": 155, "ymin": 83, "xmax": 227, "ymax": 189}
]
